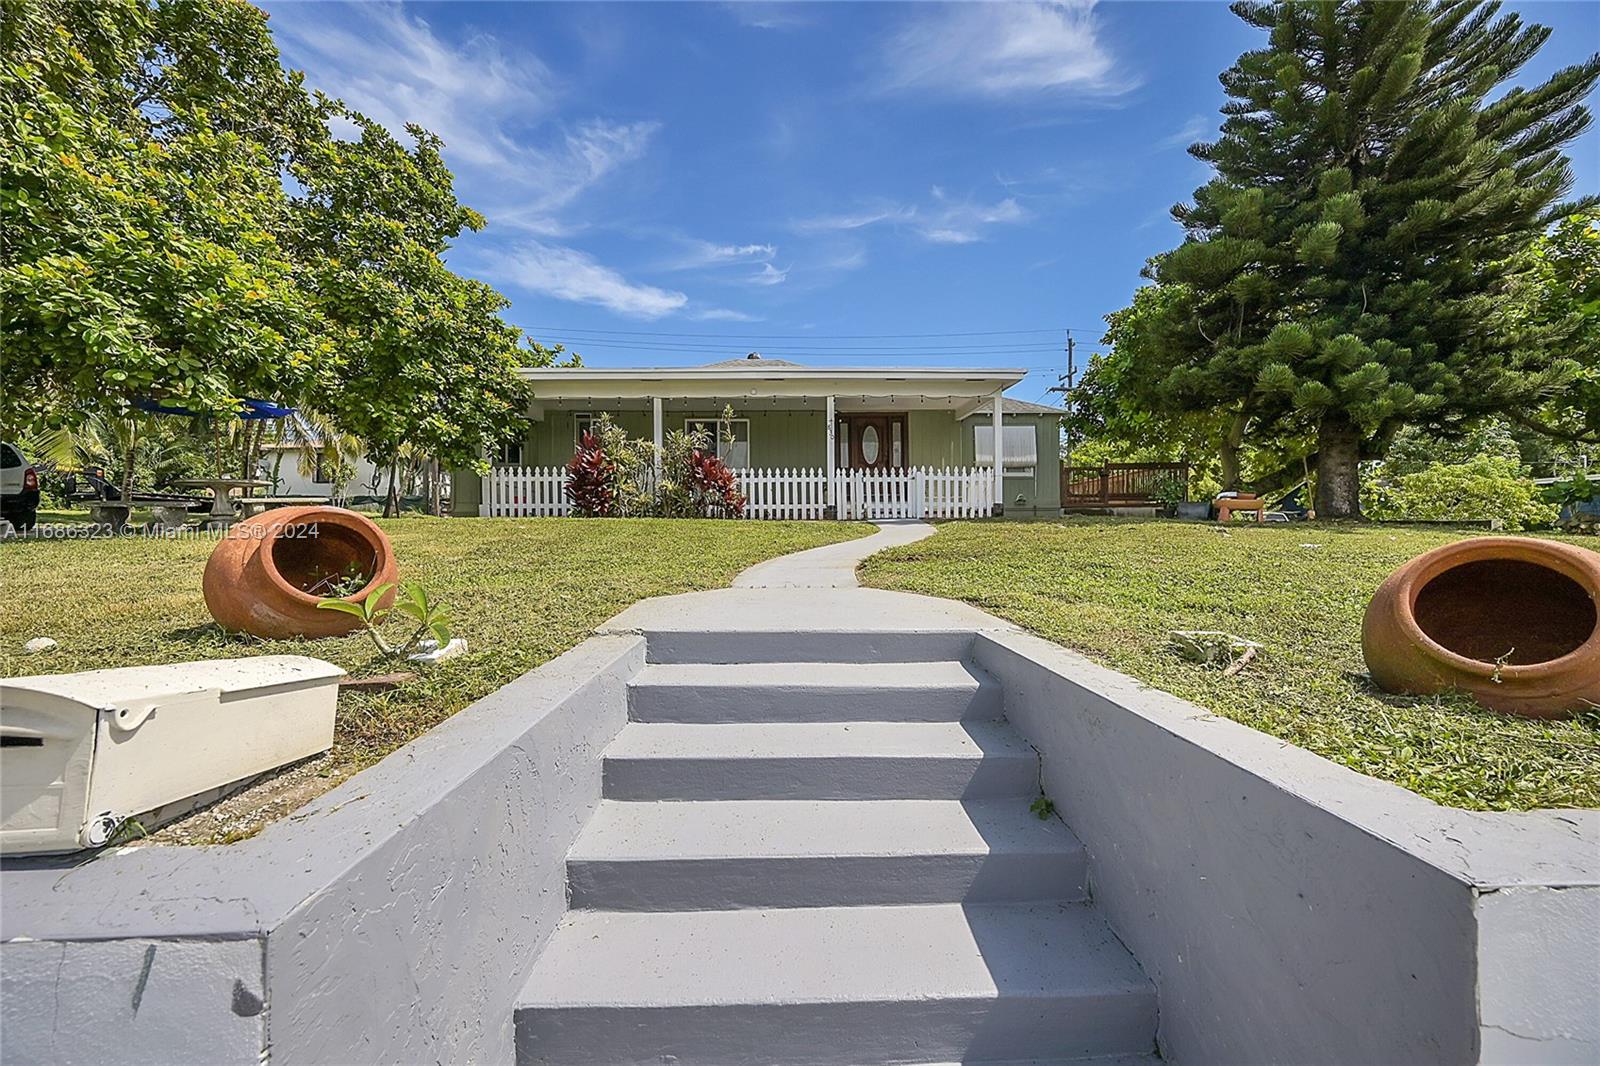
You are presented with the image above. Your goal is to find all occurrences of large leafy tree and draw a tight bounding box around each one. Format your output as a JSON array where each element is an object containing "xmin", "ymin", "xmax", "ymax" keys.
[
  {"xmin": 1500, "ymin": 211, "xmax": 1600, "ymax": 448},
  {"xmin": 289, "ymin": 108, "xmax": 534, "ymax": 513},
  {"xmin": 1105, "ymin": 0, "xmax": 1598, "ymax": 517},
  {"xmin": 1, "ymin": 0, "xmax": 324, "ymax": 496},
  {"xmin": 4, "ymin": 0, "xmax": 543, "ymax": 506}
]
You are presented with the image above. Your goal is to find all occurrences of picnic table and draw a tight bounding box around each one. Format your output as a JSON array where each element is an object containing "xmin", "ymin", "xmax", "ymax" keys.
[
  {"xmin": 237, "ymin": 496, "xmax": 332, "ymax": 518},
  {"xmin": 170, "ymin": 478, "xmax": 271, "ymax": 527}
]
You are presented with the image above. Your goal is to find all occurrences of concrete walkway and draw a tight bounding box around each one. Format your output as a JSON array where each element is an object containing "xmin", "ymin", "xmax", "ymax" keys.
[{"xmin": 733, "ymin": 520, "xmax": 934, "ymax": 589}]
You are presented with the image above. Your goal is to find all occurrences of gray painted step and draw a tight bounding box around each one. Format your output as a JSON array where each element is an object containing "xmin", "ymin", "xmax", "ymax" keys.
[
  {"xmin": 641, "ymin": 628, "xmax": 979, "ymax": 665},
  {"xmin": 628, "ymin": 661, "xmax": 1001, "ymax": 723},
  {"xmin": 514, "ymin": 902, "xmax": 1157, "ymax": 1065},
  {"xmin": 567, "ymin": 799, "xmax": 1087, "ymax": 910},
  {"xmin": 603, "ymin": 720, "xmax": 1038, "ymax": 800}
]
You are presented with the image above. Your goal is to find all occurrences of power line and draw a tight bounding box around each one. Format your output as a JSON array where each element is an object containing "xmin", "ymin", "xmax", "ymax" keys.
[{"xmin": 528, "ymin": 324, "xmax": 1101, "ymax": 341}]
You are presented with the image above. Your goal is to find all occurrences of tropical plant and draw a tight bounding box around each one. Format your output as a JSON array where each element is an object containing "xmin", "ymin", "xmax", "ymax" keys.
[
  {"xmin": 686, "ymin": 449, "xmax": 746, "ymax": 519},
  {"xmin": 1101, "ymin": 1, "xmax": 1599, "ymax": 518},
  {"xmin": 565, "ymin": 431, "xmax": 617, "ymax": 517},
  {"xmin": 316, "ymin": 581, "xmax": 452, "ymax": 659}
]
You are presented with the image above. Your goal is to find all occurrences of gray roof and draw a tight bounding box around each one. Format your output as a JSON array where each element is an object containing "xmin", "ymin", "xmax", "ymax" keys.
[
  {"xmin": 699, "ymin": 356, "xmax": 808, "ymax": 369},
  {"xmin": 960, "ymin": 397, "xmax": 1065, "ymax": 418}
]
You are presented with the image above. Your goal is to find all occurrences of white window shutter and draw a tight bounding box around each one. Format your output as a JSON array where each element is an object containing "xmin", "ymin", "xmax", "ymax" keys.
[{"xmin": 974, "ymin": 426, "xmax": 1037, "ymax": 467}]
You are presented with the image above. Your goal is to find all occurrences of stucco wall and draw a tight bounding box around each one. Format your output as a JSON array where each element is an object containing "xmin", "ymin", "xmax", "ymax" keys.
[
  {"xmin": 972, "ymin": 627, "xmax": 1600, "ymax": 1065},
  {"xmin": 0, "ymin": 635, "xmax": 644, "ymax": 1065}
]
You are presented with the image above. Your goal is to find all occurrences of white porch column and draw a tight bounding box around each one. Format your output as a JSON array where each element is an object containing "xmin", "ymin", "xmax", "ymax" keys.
[
  {"xmin": 825, "ymin": 394, "xmax": 837, "ymax": 518},
  {"xmin": 992, "ymin": 392, "xmax": 1004, "ymax": 516},
  {"xmin": 652, "ymin": 396, "xmax": 664, "ymax": 487}
]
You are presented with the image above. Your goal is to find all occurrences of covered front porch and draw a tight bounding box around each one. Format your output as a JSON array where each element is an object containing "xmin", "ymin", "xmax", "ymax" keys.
[{"xmin": 455, "ymin": 358, "xmax": 1056, "ymax": 520}]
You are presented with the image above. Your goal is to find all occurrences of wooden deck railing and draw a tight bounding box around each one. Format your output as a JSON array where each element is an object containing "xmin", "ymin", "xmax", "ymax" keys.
[{"xmin": 1061, "ymin": 462, "xmax": 1189, "ymax": 508}]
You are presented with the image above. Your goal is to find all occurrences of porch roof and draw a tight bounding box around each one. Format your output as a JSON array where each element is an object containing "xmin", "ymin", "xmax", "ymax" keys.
[{"xmin": 516, "ymin": 358, "xmax": 1026, "ymax": 409}]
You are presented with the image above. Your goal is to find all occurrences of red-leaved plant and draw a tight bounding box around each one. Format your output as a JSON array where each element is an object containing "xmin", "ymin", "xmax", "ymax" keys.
[
  {"xmin": 688, "ymin": 448, "xmax": 745, "ymax": 518},
  {"xmin": 566, "ymin": 431, "xmax": 617, "ymax": 516}
]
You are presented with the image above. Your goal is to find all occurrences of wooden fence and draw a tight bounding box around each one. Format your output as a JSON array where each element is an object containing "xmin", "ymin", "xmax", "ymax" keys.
[
  {"xmin": 1061, "ymin": 462, "xmax": 1189, "ymax": 509},
  {"xmin": 481, "ymin": 465, "xmax": 997, "ymax": 520}
]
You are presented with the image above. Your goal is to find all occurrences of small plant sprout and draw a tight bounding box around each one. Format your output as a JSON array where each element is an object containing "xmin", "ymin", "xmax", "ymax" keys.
[
  {"xmin": 317, "ymin": 581, "xmax": 453, "ymax": 660},
  {"xmin": 1029, "ymin": 795, "xmax": 1056, "ymax": 820}
]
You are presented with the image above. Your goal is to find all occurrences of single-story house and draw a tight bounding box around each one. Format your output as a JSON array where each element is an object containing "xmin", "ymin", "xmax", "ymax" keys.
[{"xmin": 450, "ymin": 355, "xmax": 1064, "ymax": 519}]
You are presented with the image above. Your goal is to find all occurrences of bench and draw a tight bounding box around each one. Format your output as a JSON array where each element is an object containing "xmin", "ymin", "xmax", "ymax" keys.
[
  {"xmin": 1215, "ymin": 495, "xmax": 1267, "ymax": 523},
  {"xmin": 237, "ymin": 496, "xmax": 332, "ymax": 518}
]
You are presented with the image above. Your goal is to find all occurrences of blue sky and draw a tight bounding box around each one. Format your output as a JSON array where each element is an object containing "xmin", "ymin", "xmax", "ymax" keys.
[{"xmin": 263, "ymin": 1, "xmax": 1599, "ymax": 403}]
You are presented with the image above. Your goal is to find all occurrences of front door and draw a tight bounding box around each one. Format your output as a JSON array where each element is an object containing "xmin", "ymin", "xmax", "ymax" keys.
[{"xmin": 842, "ymin": 415, "xmax": 906, "ymax": 470}]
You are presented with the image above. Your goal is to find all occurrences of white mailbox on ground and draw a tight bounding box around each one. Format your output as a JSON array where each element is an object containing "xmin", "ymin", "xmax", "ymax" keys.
[{"xmin": 1, "ymin": 655, "xmax": 344, "ymax": 854}]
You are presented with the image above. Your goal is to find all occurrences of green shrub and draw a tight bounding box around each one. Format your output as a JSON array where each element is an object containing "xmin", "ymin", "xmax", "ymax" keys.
[{"xmin": 1364, "ymin": 456, "xmax": 1559, "ymax": 530}]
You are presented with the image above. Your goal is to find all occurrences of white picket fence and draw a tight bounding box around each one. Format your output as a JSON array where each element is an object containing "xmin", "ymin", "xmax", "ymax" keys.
[
  {"xmin": 741, "ymin": 468, "xmax": 830, "ymax": 520},
  {"xmin": 480, "ymin": 465, "xmax": 570, "ymax": 516},
  {"xmin": 833, "ymin": 467, "xmax": 995, "ymax": 520},
  {"xmin": 480, "ymin": 464, "xmax": 995, "ymax": 520}
]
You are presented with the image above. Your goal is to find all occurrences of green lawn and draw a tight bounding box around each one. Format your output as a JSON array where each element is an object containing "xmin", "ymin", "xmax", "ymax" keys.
[
  {"xmin": 860, "ymin": 519, "xmax": 1599, "ymax": 812},
  {"xmin": 2, "ymin": 517, "xmax": 869, "ymax": 839}
]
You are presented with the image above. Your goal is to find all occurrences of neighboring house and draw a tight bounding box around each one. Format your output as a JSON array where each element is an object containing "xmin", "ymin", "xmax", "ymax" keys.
[
  {"xmin": 258, "ymin": 439, "xmax": 383, "ymax": 502},
  {"xmin": 451, "ymin": 355, "xmax": 1064, "ymax": 519}
]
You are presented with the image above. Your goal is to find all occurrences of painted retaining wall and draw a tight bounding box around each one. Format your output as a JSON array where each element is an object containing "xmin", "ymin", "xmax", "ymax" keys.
[
  {"xmin": 973, "ymin": 628, "xmax": 1600, "ymax": 1066},
  {"xmin": 0, "ymin": 634, "xmax": 643, "ymax": 1065}
]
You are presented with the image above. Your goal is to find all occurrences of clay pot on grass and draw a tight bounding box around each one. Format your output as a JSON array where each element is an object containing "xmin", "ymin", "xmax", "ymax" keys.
[
  {"xmin": 203, "ymin": 506, "xmax": 397, "ymax": 639},
  {"xmin": 1361, "ymin": 537, "xmax": 1600, "ymax": 718}
]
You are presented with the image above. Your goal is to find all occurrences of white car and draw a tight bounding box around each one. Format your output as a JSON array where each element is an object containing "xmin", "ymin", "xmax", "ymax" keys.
[{"xmin": 1, "ymin": 442, "xmax": 40, "ymax": 531}]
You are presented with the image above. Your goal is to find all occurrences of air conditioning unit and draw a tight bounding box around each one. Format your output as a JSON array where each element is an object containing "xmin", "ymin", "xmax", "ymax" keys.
[{"xmin": 1, "ymin": 656, "xmax": 344, "ymax": 855}]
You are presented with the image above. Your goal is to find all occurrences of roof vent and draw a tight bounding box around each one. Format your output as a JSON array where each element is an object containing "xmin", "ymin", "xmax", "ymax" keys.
[{"xmin": 746, "ymin": 352, "xmax": 761, "ymax": 360}]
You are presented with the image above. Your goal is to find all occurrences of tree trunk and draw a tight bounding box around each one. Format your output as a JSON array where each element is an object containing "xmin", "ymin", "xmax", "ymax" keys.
[
  {"xmin": 1314, "ymin": 413, "xmax": 1364, "ymax": 519},
  {"xmin": 384, "ymin": 457, "xmax": 400, "ymax": 517},
  {"xmin": 1219, "ymin": 410, "xmax": 1249, "ymax": 491},
  {"xmin": 119, "ymin": 417, "xmax": 139, "ymax": 504}
]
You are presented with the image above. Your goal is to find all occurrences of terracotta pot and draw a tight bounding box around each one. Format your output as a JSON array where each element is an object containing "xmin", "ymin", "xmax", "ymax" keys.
[
  {"xmin": 1361, "ymin": 537, "xmax": 1600, "ymax": 719},
  {"xmin": 203, "ymin": 506, "xmax": 397, "ymax": 639}
]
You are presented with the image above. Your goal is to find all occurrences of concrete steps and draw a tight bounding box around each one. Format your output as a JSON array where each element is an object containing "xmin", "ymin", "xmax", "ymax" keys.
[
  {"xmin": 602, "ymin": 720, "xmax": 1035, "ymax": 799},
  {"xmin": 628, "ymin": 660, "xmax": 1001, "ymax": 723},
  {"xmin": 567, "ymin": 798, "xmax": 1088, "ymax": 909},
  {"xmin": 515, "ymin": 647, "xmax": 1156, "ymax": 1065},
  {"xmin": 515, "ymin": 903, "xmax": 1156, "ymax": 1065}
]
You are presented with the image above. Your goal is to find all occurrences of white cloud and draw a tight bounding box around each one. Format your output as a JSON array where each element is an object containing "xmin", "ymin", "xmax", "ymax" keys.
[
  {"xmin": 880, "ymin": 1, "xmax": 1131, "ymax": 99},
  {"xmin": 666, "ymin": 240, "xmax": 779, "ymax": 270},
  {"xmin": 750, "ymin": 263, "xmax": 790, "ymax": 286},
  {"xmin": 271, "ymin": 3, "xmax": 551, "ymax": 172},
  {"xmin": 270, "ymin": 2, "xmax": 659, "ymax": 232},
  {"xmin": 794, "ymin": 189, "xmax": 1025, "ymax": 245},
  {"xmin": 920, "ymin": 187, "xmax": 1026, "ymax": 244},
  {"xmin": 1160, "ymin": 114, "xmax": 1212, "ymax": 150},
  {"xmin": 724, "ymin": 2, "xmax": 812, "ymax": 31},
  {"xmin": 480, "ymin": 242, "xmax": 688, "ymax": 319},
  {"xmin": 694, "ymin": 308, "xmax": 763, "ymax": 322},
  {"xmin": 791, "ymin": 202, "xmax": 918, "ymax": 234}
]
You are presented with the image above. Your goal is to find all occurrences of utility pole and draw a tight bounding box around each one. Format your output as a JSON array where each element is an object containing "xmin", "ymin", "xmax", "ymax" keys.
[{"xmin": 1046, "ymin": 330, "xmax": 1077, "ymax": 461}]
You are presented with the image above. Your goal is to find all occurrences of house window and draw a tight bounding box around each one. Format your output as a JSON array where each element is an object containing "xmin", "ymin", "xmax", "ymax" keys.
[
  {"xmin": 312, "ymin": 449, "xmax": 331, "ymax": 484},
  {"xmin": 685, "ymin": 418, "xmax": 750, "ymax": 468},
  {"xmin": 974, "ymin": 425, "xmax": 1037, "ymax": 477},
  {"xmin": 575, "ymin": 412, "xmax": 598, "ymax": 445},
  {"xmin": 495, "ymin": 437, "xmax": 524, "ymax": 465}
]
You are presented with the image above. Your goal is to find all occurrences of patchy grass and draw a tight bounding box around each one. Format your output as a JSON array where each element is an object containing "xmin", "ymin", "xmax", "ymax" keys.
[
  {"xmin": 2, "ymin": 516, "xmax": 870, "ymax": 840},
  {"xmin": 860, "ymin": 518, "xmax": 1600, "ymax": 812}
]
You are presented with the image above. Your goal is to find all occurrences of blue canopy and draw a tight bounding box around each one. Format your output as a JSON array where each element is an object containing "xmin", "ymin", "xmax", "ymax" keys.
[{"xmin": 133, "ymin": 398, "xmax": 295, "ymax": 420}]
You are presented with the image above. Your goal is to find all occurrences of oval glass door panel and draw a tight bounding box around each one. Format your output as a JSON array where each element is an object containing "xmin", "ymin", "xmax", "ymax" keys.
[{"xmin": 861, "ymin": 425, "xmax": 880, "ymax": 465}]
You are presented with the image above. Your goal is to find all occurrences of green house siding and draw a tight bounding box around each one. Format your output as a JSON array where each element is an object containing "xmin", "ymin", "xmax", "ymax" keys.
[
  {"xmin": 451, "ymin": 406, "xmax": 1061, "ymax": 516},
  {"xmin": 958, "ymin": 413, "xmax": 1062, "ymax": 516}
]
